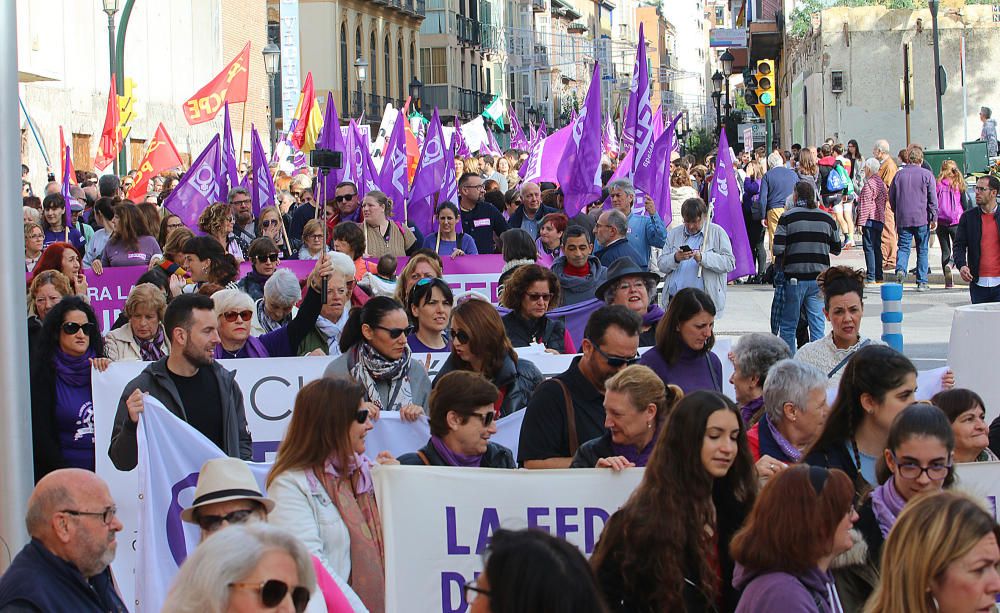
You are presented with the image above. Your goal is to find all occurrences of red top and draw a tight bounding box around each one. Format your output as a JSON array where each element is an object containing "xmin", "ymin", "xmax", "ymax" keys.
[
  {"xmin": 562, "ymin": 261, "xmax": 591, "ymax": 277},
  {"xmin": 746, "ymin": 423, "xmax": 762, "ymax": 461},
  {"xmin": 980, "ymin": 211, "xmax": 1000, "ymax": 278}
]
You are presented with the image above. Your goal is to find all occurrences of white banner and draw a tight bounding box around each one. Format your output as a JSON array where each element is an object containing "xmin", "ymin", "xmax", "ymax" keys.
[
  {"xmin": 954, "ymin": 462, "xmax": 1000, "ymax": 518},
  {"xmin": 374, "ymin": 465, "xmax": 643, "ymax": 613}
]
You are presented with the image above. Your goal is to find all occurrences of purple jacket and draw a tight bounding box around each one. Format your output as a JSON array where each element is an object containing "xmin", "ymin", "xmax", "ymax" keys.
[
  {"xmin": 888, "ymin": 164, "xmax": 938, "ymax": 228},
  {"xmin": 733, "ymin": 564, "xmax": 843, "ymax": 613}
]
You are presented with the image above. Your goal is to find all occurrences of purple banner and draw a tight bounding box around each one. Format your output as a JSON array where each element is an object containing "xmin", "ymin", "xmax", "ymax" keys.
[{"xmin": 709, "ymin": 129, "xmax": 756, "ymax": 281}]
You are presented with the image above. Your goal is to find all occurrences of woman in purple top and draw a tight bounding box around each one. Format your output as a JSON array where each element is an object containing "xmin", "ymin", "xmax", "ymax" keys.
[
  {"xmin": 99, "ymin": 203, "xmax": 162, "ymax": 269},
  {"xmin": 421, "ymin": 202, "xmax": 478, "ymax": 257},
  {"xmin": 406, "ymin": 277, "xmax": 453, "ymax": 353},
  {"xmin": 639, "ymin": 287, "xmax": 723, "ymax": 394},
  {"xmin": 29, "ymin": 296, "xmax": 111, "ymax": 481}
]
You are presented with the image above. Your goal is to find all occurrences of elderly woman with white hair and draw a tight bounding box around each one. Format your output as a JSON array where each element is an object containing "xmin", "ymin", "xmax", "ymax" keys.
[
  {"xmin": 856, "ymin": 156, "xmax": 889, "ymax": 283},
  {"xmin": 297, "ymin": 251, "xmax": 356, "ymax": 356},
  {"xmin": 214, "ymin": 255, "xmax": 331, "ymax": 359},
  {"xmin": 104, "ymin": 283, "xmax": 170, "ymax": 361},
  {"xmin": 162, "ymin": 523, "xmax": 317, "ymax": 613},
  {"xmin": 746, "ymin": 359, "xmax": 830, "ymax": 472},
  {"xmin": 728, "ymin": 332, "xmax": 792, "ymax": 427},
  {"xmin": 252, "ymin": 268, "xmax": 301, "ymax": 336}
]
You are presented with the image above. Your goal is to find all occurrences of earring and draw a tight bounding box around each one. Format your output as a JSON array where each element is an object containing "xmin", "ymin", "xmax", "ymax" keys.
[{"xmin": 647, "ymin": 422, "xmax": 652, "ymax": 429}]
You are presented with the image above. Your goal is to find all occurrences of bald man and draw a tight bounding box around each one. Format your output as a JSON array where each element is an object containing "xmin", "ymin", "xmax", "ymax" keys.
[
  {"xmin": 508, "ymin": 181, "xmax": 556, "ymax": 240},
  {"xmin": 0, "ymin": 469, "xmax": 126, "ymax": 612}
]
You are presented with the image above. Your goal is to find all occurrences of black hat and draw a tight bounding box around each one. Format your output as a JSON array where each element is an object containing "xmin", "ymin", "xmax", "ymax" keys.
[{"xmin": 594, "ymin": 257, "xmax": 661, "ymax": 300}]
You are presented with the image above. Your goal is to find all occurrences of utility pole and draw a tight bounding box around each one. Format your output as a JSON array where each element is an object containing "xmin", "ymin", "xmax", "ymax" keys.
[
  {"xmin": 929, "ymin": 0, "xmax": 945, "ymax": 149},
  {"xmin": 903, "ymin": 43, "xmax": 913, "ymax": 146}
]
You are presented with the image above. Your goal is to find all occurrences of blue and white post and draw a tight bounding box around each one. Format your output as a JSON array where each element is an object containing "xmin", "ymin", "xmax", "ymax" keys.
[{"xmin": 881, "ymin": 283, "xmax": 904, "ymax": 352}]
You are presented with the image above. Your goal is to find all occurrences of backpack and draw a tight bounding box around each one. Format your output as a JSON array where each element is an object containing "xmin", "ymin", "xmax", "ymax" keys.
[
  {"xmin": 825, "ymin": 166, "xmax": 847, "ymax": 191},
  {"xmin": 836, "ymin": 164, "xmax": 855, "ymax": 195}
]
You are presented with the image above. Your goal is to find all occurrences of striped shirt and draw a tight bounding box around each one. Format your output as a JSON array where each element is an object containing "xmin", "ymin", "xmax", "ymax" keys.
[{"xmin": 773, "ymin": 206, "xmax": 842, "ymax": 280}]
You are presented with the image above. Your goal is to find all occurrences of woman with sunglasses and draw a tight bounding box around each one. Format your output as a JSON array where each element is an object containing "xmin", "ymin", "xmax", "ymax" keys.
[
  {"xmin": 325, "ymin": 296, "xmax": 432, "ymax": 422},
  {"xmin": 256, "ymin": 205, "xmax": 297, "ymax": 259},
  {"xmin": 39, "ymin": 193, "xmax": 85, "ymax": 251},
  {"xmin": 27, "ymin": 270, "xmax": 74, "ymax": 360},
  {"xmin": 211, "ymin": 255, "xmax": 332, "ymax": 359},
  {"xmin": 407, "ymin": 277, "xmax": 454, "ymax": 353},
  {"xmin": 500, "ymin": 264, "xmax": 570, "ymax": 354},
  {"xmin": 268, "ymin": 377, "xmax": 398, "ymax": 613},
  {"xmin": 435, "ymin": 297, "xmax": 542, "ymax": 418},
  {"xmin": 29, "ymin": 296, "xmax": 110, "ymax": 481},
  {"xmin": 399, "ymin": 370, "xmax": 515, "ymax": 468},
  {"xmin": 237, "ymin": 238, "xmax": 284, "ymax": 301},
  {"xmin": 831, "ymin": 403, "xmax": 955, "ymax": 612},
  {"xmin": 422, "ymin": 201, "xmax": 479, "ymax": 258},
  {"xmin": 639, "ymin": 288, "xmax": 723, "ymax": 395}
]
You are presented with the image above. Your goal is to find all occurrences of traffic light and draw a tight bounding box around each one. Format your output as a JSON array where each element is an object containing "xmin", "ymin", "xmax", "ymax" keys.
[
  {"xmin": 743, "ymin": 68, "xmax": 758, "ymax": 106},
  {"xmin": 756, "ymin": 59, "xmax": 776, "ymax": 107}
]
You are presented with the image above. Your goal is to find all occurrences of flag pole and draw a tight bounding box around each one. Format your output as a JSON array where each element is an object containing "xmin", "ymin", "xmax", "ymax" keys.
[
  {"xmin": 238, "ymin": 101, "xmax": 248, "ymax": 175},
  {"xmin": 698, "ymin": 203, "xmax": 714, "ymax": 279}
]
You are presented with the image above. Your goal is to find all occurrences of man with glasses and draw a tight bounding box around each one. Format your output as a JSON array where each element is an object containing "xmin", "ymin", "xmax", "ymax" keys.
[
  {"xmin": 229, "ymin": 187, "xmax": 256, "ymax": 248},
  {"xmin": 458, "ymin": 172, "xmax": 507, "ymax": 254},
  {"xmin": 518, "ymin": 305, "xmax": 642, "ymax": 469},
  {"xmin": 0, "ymin": 468, "xmax": 127, "ymax": 611},
  {"xmin": 109, "ymin": 294, "xmax": 253, "ymax": 471},
  {"xmin": 955, "ymin": 175, "xmax": 1000, "ymax": 303},
  {"xmin": 593, "ymin": 208, "xmax": 644, "ymax": 269}
]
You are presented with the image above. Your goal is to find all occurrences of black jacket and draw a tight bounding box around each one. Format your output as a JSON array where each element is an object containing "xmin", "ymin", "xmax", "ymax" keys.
[
  {"xmin": 570, "ymin": 431, "xmax": 615, "ymax": 468},
  {"xmin": 803, "ymin": 440, "xmax": 872, "ymax": 499},
  {"xmin": 507, "ymin": 203, "xmax": 558, "ymax": 233},
  {"xmin": 29, "ymin": 352, "xmax": 72, "ymax": 482},
  {"xmin": 954, "ymin": 207, "xmax": 1000, "ymax": 283},
  {"xmin": 398, "ymin": 440, "xmax": 515, "ymax": 468},
  {"xmin": 435, "ymin": 353, "xmax": 543, "ymax": 417},
  {"xmin": 108, "ymin": 358, "xmax": 252, "ymax": 470},
  {"xmin": 501, "ymin": 311, "xmax": 567, "ymax": 353}
]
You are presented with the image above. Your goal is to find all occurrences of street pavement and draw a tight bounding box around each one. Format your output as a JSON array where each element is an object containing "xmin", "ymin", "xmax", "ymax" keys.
[{"xmin": 715, "ymin": 238, "xmax": 969, "ymax": 370}]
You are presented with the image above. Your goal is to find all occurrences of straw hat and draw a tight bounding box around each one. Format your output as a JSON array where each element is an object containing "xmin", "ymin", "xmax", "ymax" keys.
[{"xmin": 180, "ymin": 457, "xmax": 275, "ymax": 523}]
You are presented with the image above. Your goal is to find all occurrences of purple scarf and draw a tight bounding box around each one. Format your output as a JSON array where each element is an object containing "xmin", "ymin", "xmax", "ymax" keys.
[
  {"xmin": 764, "ymin": 414, "xmax": 803, "ymax": 462},
  {"xmin": 137, "ymin": 326, "xmax": 166, "ymax": 362},
  {"xmin": 430, "ymin": 435, "xmax": 483, "ymax": 467},
  {"xmin": 643, "ymin": 304, "xmax": 665, "ymax": 328},
  {"xmin": 52, "ymin": 348, "xmax": 95, "ymax": 386},
  {"xmin": 323, "ymin": 453, "xmax": 375, "ymax": 494},
  {"xmin": 214, "ymin": 335, "xmax": 268, "ymax": 359},
  {"xmin": 610, "ymin": 423, "xmax": 660, "ymax": 467},
  {"xmin": 740, "ymin": 396, "xmax": 765, "ymax": 425},
  {"xmin": 870, "ymin": 477, "xmax": 907, "ymax": 537}
]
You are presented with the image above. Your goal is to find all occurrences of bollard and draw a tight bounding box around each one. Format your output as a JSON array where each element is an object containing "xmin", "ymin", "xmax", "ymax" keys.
[{"xmin": 881, "ymin": 283, "xmax": 904, "ymax": 352}]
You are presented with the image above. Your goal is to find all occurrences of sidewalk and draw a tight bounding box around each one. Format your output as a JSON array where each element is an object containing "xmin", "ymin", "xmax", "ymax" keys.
[{"xmin": 830, "ymin": 236, "xmax": 964, "ymax": 288}]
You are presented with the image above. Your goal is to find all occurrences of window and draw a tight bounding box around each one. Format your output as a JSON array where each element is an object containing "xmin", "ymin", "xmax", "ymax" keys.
[
  {"xmin": 370, "ymin": 33, "xmax": 377, "ymax": 96},
  {"xmin": 341, "ymin": 24, "xmax": 349, "ymax": 111},
  {"xmin": 397, "ymin": 40, "xmax": 404, "ymax": 100},
  {"xmin": 420, "ymin": 47, "xmax": 447, "ymax": 84},
  {"xmin": 384, "ymin": 35, "xmax": 391, "ymax": 103},
  {"xmin": 471, "ymin": 63, "xmax": 478, "ymax": 93}
]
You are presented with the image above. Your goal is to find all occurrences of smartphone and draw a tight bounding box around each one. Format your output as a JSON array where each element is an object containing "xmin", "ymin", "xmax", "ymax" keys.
[{"xmin": 679, "ymin": 245, "xmax": 693, "ymax": 253}]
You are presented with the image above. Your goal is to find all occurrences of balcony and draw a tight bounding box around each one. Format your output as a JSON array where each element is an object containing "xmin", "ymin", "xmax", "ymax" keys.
[
  {"xmin": 416, "ymin": 0, "xmax": 425, "ymax": 16},
  {"xmin": 367, "ymin": 94, "xmax": 384, "ymax": 120},
  {"xmin": 388, "ymin": 0, "xmax": 401, "ymax": 7},
  {"xmin": 531, "ymin": 0, "xmax": 547, "ymax": 12},
  {"xmin": 458, "ymin": 88, "xmax": 479, "ymax": 118},
  {"xmin": 533, "ymin": 44, "xmax": 549, "ymax": 67},
  {"xmin": 457, "ymin": 15, "xmax": 480, "ymax": 46},
  {"xmin": 373, "ymin": 0, "xmax": 386, "ymax": 5}
]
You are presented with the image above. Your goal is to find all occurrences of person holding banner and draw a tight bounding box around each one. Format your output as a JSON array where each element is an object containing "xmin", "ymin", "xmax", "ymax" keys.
[
  {"xmin": 268, "ymin": 377, "xmax": 395, "ymax": 613},
  {"xmin": 40, "ymin": 193, "xmax": 85, "ymax": 251},
  {"xmin": 500, "ymin": 264, "xmax": 568, "ymax": 354},
  {"xmin": 570, "ymin": 365, "xmax": 681, "ymax": 470},
  {"xmin": 864, "ymin": 491, "xmax": 1000, "ymax": 613},
  {"xmin": 399, "ymin": 370, "xmax": 515, "ymax": 468},
  {"xmin": 406, "ymin": 277, "xmax": 454, "ymax": 353},
  {"xmin": 238, "ymin": 237, "xmax": 284, "ymax": 301},
  {"xmin": 326, "ymin": 296, "xmax": 431, "ymax": 421},
  {"xmin": 436, "ymin": 296, "xmax": 543, "ymax": 418},
  {"xmin": 591, "ymin": 390, "xmax": 757, "ymax": 612},
  {"xmin": 103, "ymin": 283, "xmax": 170, "ymax": 362},
  {"xmin": 393, "ymin": 253, "xmax": 443, "ymax": 315}
]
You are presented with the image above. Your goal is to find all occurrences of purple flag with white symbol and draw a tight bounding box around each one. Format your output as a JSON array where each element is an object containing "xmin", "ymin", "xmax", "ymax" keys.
[
  {"xmin": 249, "ymin": 124, "xmax": 275, "ymax": 217},
  {"xmin": 453, "ymin": 118, "xmax": 471, "ymax": 157},
  {"xmin": 378, "ymin": 111, "xmax": 409, "ymax": 220},
  {"xmin": 509, "ymin": 104, "xmax": 529, "ymax": 150},
  {"xmin": 557, "ymin": 63, "xmax": 604, "ymax": 217},
  {"xmin": 520, "ymin": 125, "xmax": 571, "ymax": 183},
  {"xmin": 537, "ymin": 118, "xmax": 547, "ymax": 139},
  {"xmin": 569, "ymin": 108, "xmax": 578, "ymax": 125},
  {"xmin": 603, "ymin": 112, "xmax": 619, "ymax": 157},
  {"xmin": 408, "ymin": 108, "xmax": 449, "ymax": 235},
  {"xmin": 164, "ymin": 135, "xmax": 221, "ymax": 231},
  {"xmin": 629, "ymin": 24, "xmax": 656, "ymax": 194},
  {"xmin": 709, "ymin": 129, "xmax": 756, "ymax": 281},
  {"xmin": 486, "ymin": 127, "xmax": 503, "ymax": 156},
  {"xmin": 219, "ymin": 102, "xmax": 242, "ymax": 200}
]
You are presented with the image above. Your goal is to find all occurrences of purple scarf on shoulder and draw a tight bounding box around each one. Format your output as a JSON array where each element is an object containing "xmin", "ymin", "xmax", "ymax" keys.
[
  {"xmin": 53, "ymin": 348, "xmax": 95, "ymax": 386},
  {"xmin": 870, "ymin": 477, "xmax": 907, "ymax": 537},
  {"xmin": 430, "ymin": 435, "xmax": 483, "ymax": 467},
  {"xmin": 643, "ymin": 304, "xmax": 664, "ymax": 328},
  {"xmin": 214, "ymin": 335, "xmax": 269, "ymax": 359}
]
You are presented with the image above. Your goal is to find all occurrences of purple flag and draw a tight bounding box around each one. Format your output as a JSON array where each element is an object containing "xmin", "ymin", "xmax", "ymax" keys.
[
  {"xmin": 528, "ymin": 122, "xmax": 537, "ymax": 143},
  {"xmin": 629, "ymin": 24, "xmax": 656, "ymax": 194},
  {"xmin": 569, "ymin": 108, "xmax": 578, "ymax": 125},
  {"xmin": 61, "ymin": 146, "xmax": 73, "ymax": 229},
  {"xmin": 353, "ymin": 121, "xmax": 379, "ymax": 200},
  {"xmin": 486, "ymin": 127, "xmax": 503, "ymax": 156},
  {"xmin": 520, "ymin": 126, "xmax": 571, "ymax": 183},
  {"xmin": 653, "ymin": 108, "xmax": 664, "ymax": 139},
  {"xmin": 249, "ymin": 124, "xmax": 275, "ymax": 217},
  {"xmin": 164, "ymin": 135, "xmax": 221, "ymax": 231},
  {"xmin": 603, "ymin": 112, "xmax": 619, "ymax": 157},
  {"xmin": 710, "ymin": 129, "xmax": 756, "ymax": 281},
  {"xmin": 453, "ymin": 118, "xmax": 471, "ymax": 157},
  {"xmin": 220, "ymin": 102, "xmax": 241, "ymax": 200},
  {"xmin": 538, "ymin": 118, "xmax": 547, "ymax": 139},
  {"xmin": 509, "ymin": 104, "xmax": 528, "ymax": 150},
  {"xmin": 557, "ymin": 63, "xmax": 604, "ymax": 217},
  {"xmin": 640, "ymin": 113, "xmax": 682, "ymax": 222},
  {"xmin": 315, "ymin": 93, "xmax": 347, "ymax": 199},
  {"xmin": 409, "ymin": 108, "xmax": 449, "ymax": 235},
  {"xmin": 378, "ymin": 112, "xmax": 409, "ymax": 220}
]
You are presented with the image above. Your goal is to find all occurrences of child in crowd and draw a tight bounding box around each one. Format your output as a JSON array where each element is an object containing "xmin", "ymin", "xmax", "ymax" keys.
[{"xmin": 361, "ymin": 253, "xmax": 399, "ymax": 298}]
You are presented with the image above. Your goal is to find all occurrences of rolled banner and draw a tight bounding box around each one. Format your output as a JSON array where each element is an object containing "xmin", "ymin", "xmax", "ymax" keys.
[{"xmin": 880, "ymin": 283, "xmax": 904, "ymax": 352}]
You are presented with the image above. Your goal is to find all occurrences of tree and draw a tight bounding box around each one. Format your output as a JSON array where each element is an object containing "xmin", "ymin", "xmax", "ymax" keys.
[{"xmin": 687, "ymin": 128, "xmax": 718, "ymax": 163}]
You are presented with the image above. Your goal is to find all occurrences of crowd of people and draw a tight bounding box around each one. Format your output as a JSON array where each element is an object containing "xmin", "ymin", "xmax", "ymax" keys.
[{"xmin": 5, "ymin": 134, "xmax": 1000, "ymax": 613}]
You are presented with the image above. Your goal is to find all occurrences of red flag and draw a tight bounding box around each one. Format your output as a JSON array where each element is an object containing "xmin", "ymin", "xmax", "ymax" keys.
[
  {"xmin": 59, "ymin": 126, "xmax": 75, "ymax": 185},
  {"xmin": 290, "ymin": 72, "xmax": 317, "ymax": 151},
  {"xmin": 94, "ymin": 75, "xmax": 121, "ymax": 171},
  {"xmin": 126, "ymin": 123, "xmax": 183, "ymax": 201},
  {"xmin": 182, "ymin": 41, "xmax": 251, "ymax": 125}
]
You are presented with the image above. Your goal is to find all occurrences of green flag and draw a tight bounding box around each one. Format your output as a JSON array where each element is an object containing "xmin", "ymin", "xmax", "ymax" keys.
[{"xmin": 482, "ymin": 95, "xmax": 506, "ymax": 130}]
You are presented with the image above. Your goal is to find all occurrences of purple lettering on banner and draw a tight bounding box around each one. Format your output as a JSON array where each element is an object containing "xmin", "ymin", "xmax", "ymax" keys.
[
  {"xmin": 475, "ymin": 507, "xmax": 500, "ymax": 554},
  {"xmin": 445, "ymin": 506, "xmax": 471, "ymax": 554},
  {"xmin": 555, "ymin": 507, "xmax": 579, "ymax": 541},
  {"xmin": 440, "ymin": 572, "xmax": 468, "ymax": 613},
  {"xmin": 166, "ymin": 472, "xmax": 200, "ymax": 565},
  {"xmin": 251, "ymin": 440, "xmax": 279, "ymax": 462},
  {"xmin": 526, "ymin": 506, "xmax": 550, "ymax": 533},
  {"xmin": 584, "ymin": 507, "xmax": 610, "ymax": 554}
]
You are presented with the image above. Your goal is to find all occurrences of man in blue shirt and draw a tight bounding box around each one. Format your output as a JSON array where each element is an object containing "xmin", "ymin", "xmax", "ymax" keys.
[{"xmin": 607, "ymin": 178, "xmax": 667, "ymax": 269}]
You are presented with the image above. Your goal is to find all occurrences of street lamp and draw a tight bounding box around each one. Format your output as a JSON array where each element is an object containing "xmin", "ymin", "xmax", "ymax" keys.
[
  {"xmin": 711, "ymin": 70, "xmax": 724, "ymax": 94},
  {"xmin": 354, "ymin": 56, "xmax": 368, "ymax": 118},
  {"xmin": 711, "ymin": 91, "xmax": 722, "ymax": 135},
  {"xmin": 262, "ymin": 42, "xmax": 280, "ymax": 152},
  {"xmin": 719, "ymin": 50, "xmax": 734, "ymax": 76},
  {"xmin": 409, "ymin": 76, "xmax": 423, "ymax": 113},
  {"xmin": 102, "ymin": 0, "xmax": 118, "ymax": 79}
]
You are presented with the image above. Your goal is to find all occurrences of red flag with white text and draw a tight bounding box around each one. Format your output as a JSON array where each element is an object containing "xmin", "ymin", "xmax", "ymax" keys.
[{"xmin": 182, "ymin": 42, "xmax": 251, "ymax": 125}]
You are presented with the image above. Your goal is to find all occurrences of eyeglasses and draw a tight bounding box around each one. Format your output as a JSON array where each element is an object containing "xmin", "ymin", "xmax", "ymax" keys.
[
  {"xmin": 470, "ymin": 411, "xmax": 495, "ymax": 427},
  {"xmin": 222, "ymin": 310, "xmax": 253, "ymax": 323},
  {"xmin": 373, "ymin": 324, "xmax": 414, "ymax": 339},
  {"xmin": 28, "ymin": 232, "xmax": 44, "ymax": 240},
  {"xmin": 892, "ymin": 454, "xmax": 951, "ymax": 481},
  {"xmin": 61, "ymin": 321, "xmax": 96, "ymax": 335},
  {"xmin": 975, "ymin": 186, "xmax": 995, "ymax": 193},
  {"xmin": 450, "ymin": 328, "xmax": 471, "ymax": 344},
  {"xmin": 231, "ymin": 199, "xmax": 251, "ymax": 206},
  {"xmin": 355, "ymin": 409, "xmax": 371, "ymax": 424},
  {"xmin": 589, "ymin": 342, "xmax": 640, "ymax": 368},
  {"xmin": 196, "ymin": 508, "xmax": 257, "ymax": 532},
  {"xmin": 255, "ymin": 253, "xmax": 280, "ymax": 262},
  {"xmin": 166, "ymin": 222, "xmax": 185, "ymax": 230},
  {"xmin": 462, "ymin": 184, "xmax": 486, "ymax": 191},
  {"xmin": 415, "ymin": 277, "xmax": 437, "ymax": 287},
  {"xmin": 290, "ymin": 191, "xmax": 302, "ymax": 197},
  {"xmin": 260, "ymin": 219, "xmax": 280, "ymax": 228},
  {"xmin": 464, "ymin": 580, "xmax": 491, "ymax": 605},
  {"xmin": 526, "ymin": 292, "xmax": 553, "ymax": 303},
  {"xmin": 229, "ymin": 580, "xmax": 311, "ymax": 613},
  {"xmin": 304, "ymin": 233, "xmax": 324, "ymax": 240},
  {"xmin": 335, "ymin": 194, "xmax": 357, "ymax": 202},
  {"xmin": 616, "ymin": 281, "xmax": 647, "ymax": 293},
  {"xmin": 60, "ymin": 506, "xmax": 117, "ymax": 525}
]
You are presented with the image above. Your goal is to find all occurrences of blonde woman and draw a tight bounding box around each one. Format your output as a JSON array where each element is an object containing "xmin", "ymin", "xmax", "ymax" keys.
[
  {"xmin": 935, "ymin": 159, "xmax": 966, "ymax": 288},
  {"xmin": 796, "ymin": 148, "xmax": 821, "ymax": 203},
  {"xmin": 361, "ymin": 190, "xmax": 416, "ymax": 258},
  {"xmin": 104, "ymin": 283, "xmax": 169, "ymax": 361}
]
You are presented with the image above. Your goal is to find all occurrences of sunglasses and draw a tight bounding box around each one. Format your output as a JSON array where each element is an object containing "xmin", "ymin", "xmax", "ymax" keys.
[
  {"xmin": 260, "ymin": 219, "xmax": 280, "ymax": 228},
  {"xmin": 255, "ymin": 253, "xmax": 280, "ymax": 262},
  {"xmin": 373, "ymin": 324, "xmax": 414, "ymax": 339},
  {"xmin": 450, "ymin": 328, "xmax": 471, "ymax": 344},
  {"xmin": 196, "ymin": 508, "xmax": 257, "ymax": 532},
  {"xmin": 229, "ymin": 580, "xmax": 310, "ymax": 613},
  {"xmin": 223, "ymin": 310, "xmax": 253, "ymax": 323},
  {"xmin": 590, "ymin": 342, "xmax": 640, "ymax": 368},
  {"xmin": 471, "ymin": 411, "xmax": 495, "ymax": 427},
  {"xmin": 526, "ymin": 292, "xmax": 552, "ymax": 302},
  {"xmin": 335, "ymin": 194, "xmax": 357, "ymax": 202},
  {"xmin": 356, "ymin": 408, "xmax": 371, "ymax": 424},
  {"xmin": 61, "ymin": 321, "xmax": 96, "ymax": 335}
]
